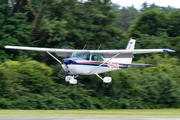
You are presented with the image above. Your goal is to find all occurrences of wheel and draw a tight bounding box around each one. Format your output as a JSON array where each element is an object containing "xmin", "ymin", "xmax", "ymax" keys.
[
  {"xmin": 65, "ymin": 76, "xmax": 72, "ymax": 82},
  {"xmin": 69, "ymin": 78, "xmax": 77, "ymax": 85},
  {"xmin": 103, "ymin": 77, "xmax": 112, "ymax": 84}
]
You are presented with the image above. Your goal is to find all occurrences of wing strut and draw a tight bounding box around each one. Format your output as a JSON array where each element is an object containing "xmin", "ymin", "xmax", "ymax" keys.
[
  {"xmin": 88, "ymin": 52, "xmax": 120, "ymax": 74},
  {"xmin": 46, "ymin": 51, "xmax": 62, "ymax": 64}
]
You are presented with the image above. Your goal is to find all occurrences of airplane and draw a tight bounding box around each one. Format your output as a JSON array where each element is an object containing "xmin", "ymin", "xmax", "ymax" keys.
[{"xmin": 4, "ymin": 38, "xmax": 175, "ymax": 85}]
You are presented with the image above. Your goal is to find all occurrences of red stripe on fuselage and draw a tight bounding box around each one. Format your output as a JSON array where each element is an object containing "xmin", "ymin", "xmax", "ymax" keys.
[{"xmin": 75, "ymin": 60, "xmax": 123, "ymax": 66}]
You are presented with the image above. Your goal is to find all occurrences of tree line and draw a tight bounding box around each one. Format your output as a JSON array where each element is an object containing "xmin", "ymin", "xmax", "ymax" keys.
[{"xmin": 0, "ymin": 0, "xmax": 180, "ymax": 109}]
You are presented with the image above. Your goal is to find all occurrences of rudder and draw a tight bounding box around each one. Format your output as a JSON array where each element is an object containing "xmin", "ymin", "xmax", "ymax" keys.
[
  {"xmin": 125, "ymin": 38, "xmax": 136, "ymax": 50},
  {"xmin": 124, "ymin": 38, "xmax": 136, "ymax": 64}
]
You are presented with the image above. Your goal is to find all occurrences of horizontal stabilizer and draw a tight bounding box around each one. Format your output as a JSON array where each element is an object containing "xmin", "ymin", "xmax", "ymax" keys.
[{"xmin": 123, "ymin": 63, "xmax": 153, "ymax": 66}]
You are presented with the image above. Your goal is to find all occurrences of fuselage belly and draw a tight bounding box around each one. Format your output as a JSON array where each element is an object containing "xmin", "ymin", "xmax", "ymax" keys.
[{"xmin": 62, "ymin": 64, "xmax": 127, "ymax": 75}]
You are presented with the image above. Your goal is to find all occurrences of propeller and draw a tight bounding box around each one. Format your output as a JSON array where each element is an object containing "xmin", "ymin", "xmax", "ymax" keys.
[
  {"xmin": 58, "ymin": 68, "xmax": 67, "ymax": 79},
  {"xmin": 58, "ymin": 46, "xmax": 74, "ymax": 78}
]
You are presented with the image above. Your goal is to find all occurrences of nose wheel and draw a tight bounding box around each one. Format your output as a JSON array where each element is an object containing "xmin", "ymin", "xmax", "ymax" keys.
[
  {"xmin": 69, "ymin": 78, "xmax": 77, "ymax": 85},
  {"xmin": 65, "ymin": 75, "xmax": 78, "ymax": 85}
]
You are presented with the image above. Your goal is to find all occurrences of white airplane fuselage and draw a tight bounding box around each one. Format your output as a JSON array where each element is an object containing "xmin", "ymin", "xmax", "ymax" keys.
[{"xmin": 61, "ymin": 57, "xmax": 128, "ymax": 75}]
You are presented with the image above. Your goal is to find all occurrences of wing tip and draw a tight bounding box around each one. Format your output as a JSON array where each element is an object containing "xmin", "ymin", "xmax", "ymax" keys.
[
  {"xmin": 4, "ymin": 46, "xmax": 10, "ymax": 49},
  {"xmin": 163, "ymin": 49, "xmax": 175, "ymax": 52}
]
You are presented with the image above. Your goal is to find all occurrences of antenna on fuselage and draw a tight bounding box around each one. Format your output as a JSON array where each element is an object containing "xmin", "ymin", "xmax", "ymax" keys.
[
  {"xmin": 97, "ymin": 45, "xmax": 102, "ymax": 50},
  {"xmin": 82, "ymin": 44, "xmax": 87, "ymax": 50}
]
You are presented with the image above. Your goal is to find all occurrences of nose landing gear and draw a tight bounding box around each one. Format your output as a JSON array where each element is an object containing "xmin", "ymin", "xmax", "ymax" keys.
[
  {"xmin": 69, "ymin": 78, "xmax": 77, "ymax": 85},
  {"xmin": 65, "ymin": 75, "xmax": 78, "ymax": 85}
]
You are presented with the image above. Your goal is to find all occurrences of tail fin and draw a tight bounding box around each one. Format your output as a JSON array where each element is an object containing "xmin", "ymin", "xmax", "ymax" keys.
[
  {"xmin": 125, "ymin": 38, "xmax": 136, "ymax": 50},
  {"xmin": 124, "ymin": 38, "xmax": 136, "ymax": 64}
]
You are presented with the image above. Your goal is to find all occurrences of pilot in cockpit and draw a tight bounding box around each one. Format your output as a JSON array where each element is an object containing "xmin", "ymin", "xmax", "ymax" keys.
[
  {"xmin": 92, "ymin": 55, "xmax": 98, "ymax": 61},
  {"xmin": 79, "ymin": 52, "xmax": 90, "ymax": 60}
]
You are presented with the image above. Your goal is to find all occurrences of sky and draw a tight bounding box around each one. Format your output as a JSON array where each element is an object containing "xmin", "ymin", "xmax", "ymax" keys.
[{"xmin": 111, "ymin": 0, "xmax": 180, "ymax": 9}]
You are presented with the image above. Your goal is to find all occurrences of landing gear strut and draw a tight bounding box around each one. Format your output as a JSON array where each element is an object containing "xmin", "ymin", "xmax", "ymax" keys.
[{"xmin": 95, "ymin": 73, "xmax": 112, "ymax": 84}]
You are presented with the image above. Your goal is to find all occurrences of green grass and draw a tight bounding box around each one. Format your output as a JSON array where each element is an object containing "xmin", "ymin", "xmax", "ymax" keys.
[{"xmin": 0, "ymin": 109, "xmax": 180, "ymax": 118}]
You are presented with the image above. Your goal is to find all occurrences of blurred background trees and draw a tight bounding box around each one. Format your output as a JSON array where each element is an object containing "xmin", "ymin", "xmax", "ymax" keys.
[{"xmin": 0, "ymin": 0, "xmax": 180, "ymax": 109}]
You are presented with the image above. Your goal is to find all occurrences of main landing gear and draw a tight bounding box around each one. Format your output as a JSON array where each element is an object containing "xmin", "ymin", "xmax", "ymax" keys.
[
  {"xmin": 95, "ymin": 73, "xmax": 112, "ymax": 84},
  {"xmin": 65, "ymin": 74, "xmax": 112, "ymax": 85}
]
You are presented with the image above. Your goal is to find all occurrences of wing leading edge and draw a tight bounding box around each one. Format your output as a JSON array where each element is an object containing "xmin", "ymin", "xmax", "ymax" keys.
[
  {"xmin": 90, "ymin": 49, "xmax": 175, "ymax": 55},
  {"xmin": 4, "ymin": 46, "xmax": 175, "ymax": 56},
  {"xmin": 4, "ymin": 46, "xmax": 75, "ymax": 57},
  {"xmin": 4, "ymin": 46, "xmax": 75, "ymax": 52}
]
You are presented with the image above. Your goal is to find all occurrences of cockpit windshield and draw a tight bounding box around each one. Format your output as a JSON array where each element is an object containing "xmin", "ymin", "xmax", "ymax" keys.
[
  {"xmin": 71, "ymin": 50, "xmax": 104, "ymax": 61},
  {"xmin": 71, "ymin": 50, "xmax": 90, "ymax": 60}
]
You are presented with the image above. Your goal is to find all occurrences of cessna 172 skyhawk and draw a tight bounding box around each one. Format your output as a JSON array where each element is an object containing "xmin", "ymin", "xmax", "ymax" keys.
[{"xmin": 4, "ymin": 38, "xmax": 175, "ymax": 85}]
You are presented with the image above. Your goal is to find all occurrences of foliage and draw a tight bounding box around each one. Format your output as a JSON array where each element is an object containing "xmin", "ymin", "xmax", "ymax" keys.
[
  {"xmin": 129, "ymin": 10, "xmax": 168, "ymax": 38},
  {"xmin": 107, "ymin": 55, "xmax": 180, "ymax": 109},
  {"xmin": 113, "ymin": 5, "xmax": 139, "ymax": 32},
  {"xmin": 25, "ymin": 0, "xmax": 126, "ymax": 64},
  {"xmin": 0, "ymin": 60, "xmax": 54, "ymax": 109},
  {"xmin": 167, "ymin": 10, "xmax": 180, "ymax": 37},
  {"xmin": 0, "ymin": 3, "xmax": 34, "ymax": 61},
  {"xmin": 140, "ymin": 2, "xmax": 176, "ymax": 14}
]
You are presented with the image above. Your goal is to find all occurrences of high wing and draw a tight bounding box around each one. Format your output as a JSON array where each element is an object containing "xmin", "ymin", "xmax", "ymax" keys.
[
  {"xmin": 90, "ymin": 49, "xmax": 175, "ymax": 54},
  {"xmin": 4, "ymin": 46, "xmax": 75, "ymax": 57},
  {"xmin": 89, "ymin": 49, "xmax": 175, "ymax": 58},
  {"xmin": 4, "ymin": 46, "xmax": 175, "ymax": 58}
]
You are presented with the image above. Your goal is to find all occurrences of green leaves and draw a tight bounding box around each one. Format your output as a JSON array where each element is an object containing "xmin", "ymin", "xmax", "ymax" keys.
[
  {"xmin": 129, "ymin": 10, "xmax": 168, "ymax": 38},
  {"xmin": 2, "ymin": 60, "xmax": 53, "ymax": 93},
  {"xmin": 105, "ymin": 55, "xmax": 180, "ymax": 109},
  {"xmin": 167, "ymin": 10, "xmax": 180, "ymax": 37},
  {"xmin": 113, "ymin": 5, "xmax": 139, "ymax": 32},
  {"xmin": 39, "ymin": 17, "xmax": 68, "ymax": 43},
  {"xmin": 0, "ymin": 6, "xmax": 34, "ymax": 61}
]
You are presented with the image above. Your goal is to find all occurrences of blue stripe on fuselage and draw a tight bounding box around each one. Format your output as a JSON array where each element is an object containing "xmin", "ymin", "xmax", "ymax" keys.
[
  {"xmin": 70, "ymin": 62, "xmax": 127, "ymax": 69},
  {"xmin": 62, "ymin": 57, "xmax": 127, "ymax": 68},
  {"xmin": 75, "ymin": 62, "xmax": 108, "ymax": 67}
]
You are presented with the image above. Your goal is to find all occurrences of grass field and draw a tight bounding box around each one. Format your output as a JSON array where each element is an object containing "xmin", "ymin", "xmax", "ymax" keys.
[{"xmin": 0, "ymin": 109, "xmax": 180, "ymax": 118}]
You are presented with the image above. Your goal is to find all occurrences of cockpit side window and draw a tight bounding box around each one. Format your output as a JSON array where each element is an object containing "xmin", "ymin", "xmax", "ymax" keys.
[
  {"xmin": 91, "ymin": 54, "xmax": 104, "ymax": 61},
  {"xmin": 92, "ymin": 55, "xmax": 98, "ymax": 61},
  {"xmin": 99, "ymin": 55, "xmax": 104, "ymax": 61}
]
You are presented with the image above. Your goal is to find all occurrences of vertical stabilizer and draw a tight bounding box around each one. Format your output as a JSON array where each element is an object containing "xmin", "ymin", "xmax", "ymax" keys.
[
  {"xmin": 125, "ymin": 38, "xmax": 136, "ymax": 50},
  {"xmin": 124, "ymin": 38, "xmax": 136, "ymax": 64}
]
